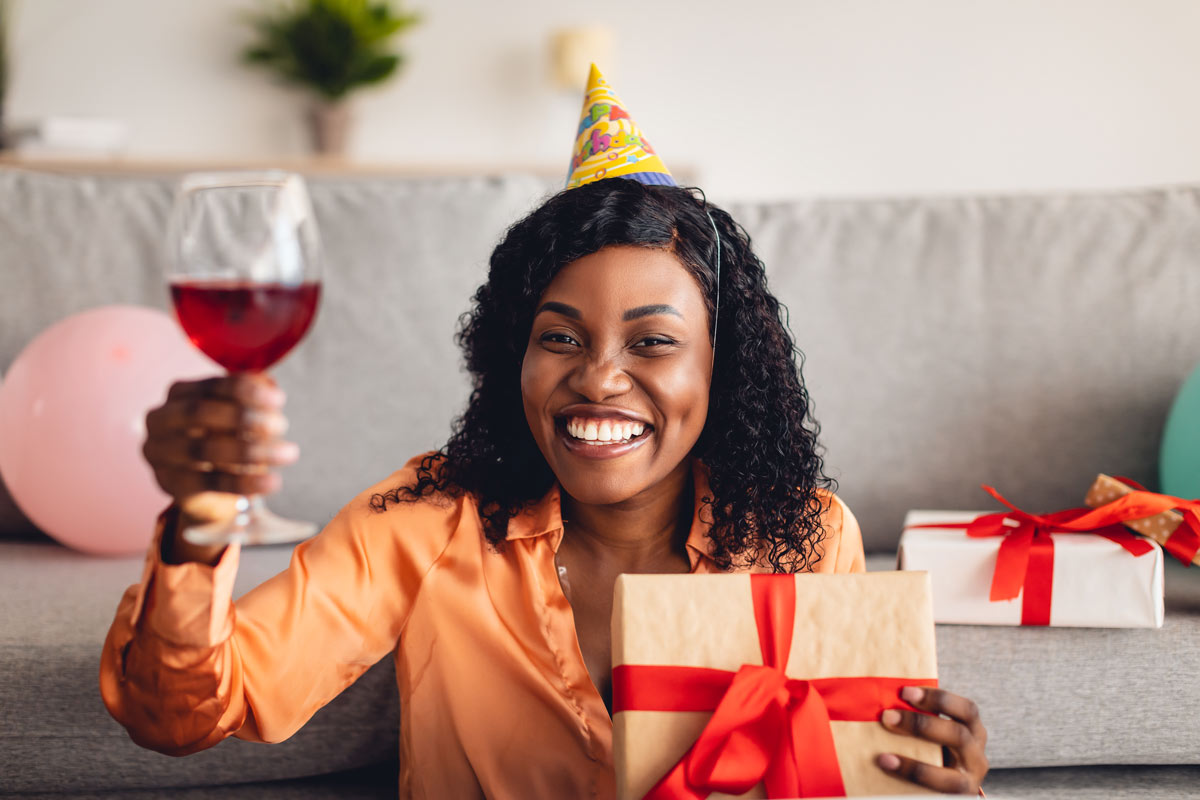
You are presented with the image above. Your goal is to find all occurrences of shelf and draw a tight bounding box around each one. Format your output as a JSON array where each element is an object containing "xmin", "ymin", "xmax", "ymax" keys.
[{"xmin": 0, "ymin": 154, "xmax": 569, "ymax": 179}]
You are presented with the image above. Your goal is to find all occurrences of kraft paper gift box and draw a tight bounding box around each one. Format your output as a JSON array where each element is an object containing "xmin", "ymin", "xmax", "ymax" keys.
[
  {"xmin": 611, "ymin": 571, "xmax": 941, "ymax": 799},
  {"xmin": 1085, "ymin": 473, "xmax": 1200, "ymax": 567},
  {"xmin": 898, "ymin": 510, "xmax": 1164, "ymax": 628}
]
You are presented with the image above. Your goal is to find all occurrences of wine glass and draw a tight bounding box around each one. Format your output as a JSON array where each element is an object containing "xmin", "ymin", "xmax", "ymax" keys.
[{"xmin": 166, "ymin": 171, "xmax": 323, "ymax": 546}]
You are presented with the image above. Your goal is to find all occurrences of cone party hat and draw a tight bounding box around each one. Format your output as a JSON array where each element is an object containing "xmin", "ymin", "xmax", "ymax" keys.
[{"xmin": 565, "ymin": 64, "xmax": 675, "ymax": 189}]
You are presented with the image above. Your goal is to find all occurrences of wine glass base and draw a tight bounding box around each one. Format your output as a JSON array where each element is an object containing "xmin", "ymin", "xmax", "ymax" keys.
[{"xmin": 182, "ymin": 496, "xmax": 317, "ymax": 546}]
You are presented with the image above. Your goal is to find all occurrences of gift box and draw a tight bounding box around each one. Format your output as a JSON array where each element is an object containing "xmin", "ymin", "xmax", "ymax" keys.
[
  {"xmin": 612, "ymin": 572, "xmax": 941, "ymax": 799},
  {"xmin": 899, "ymin": 505, "xmax": 1164, "ymax": 628},
  {"xmin": 1084, "ymin": 473, "xmax": 1200, "ymax": 567}
]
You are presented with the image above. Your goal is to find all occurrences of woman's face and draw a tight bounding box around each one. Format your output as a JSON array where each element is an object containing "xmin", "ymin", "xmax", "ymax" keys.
[{"xmin": 521, "ymin": 245, "xmax": 714, "ymax": 506}]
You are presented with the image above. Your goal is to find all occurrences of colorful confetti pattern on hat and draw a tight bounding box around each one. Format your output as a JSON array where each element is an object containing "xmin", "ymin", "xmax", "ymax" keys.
[{"xmin": 565, "ymin": 64, "xmax": 675, "ymax": 189}]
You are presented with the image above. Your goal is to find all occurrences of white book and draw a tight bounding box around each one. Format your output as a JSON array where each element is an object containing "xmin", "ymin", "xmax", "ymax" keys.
[{"xmin": 9, "ymin": 117, "xmax": 129, "ymax": 151}]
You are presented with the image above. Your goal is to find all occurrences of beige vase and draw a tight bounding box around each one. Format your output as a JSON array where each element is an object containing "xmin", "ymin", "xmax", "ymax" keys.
[{"xmin": 307, "ymin": 100, "xmax": 353, "ymax": 156}]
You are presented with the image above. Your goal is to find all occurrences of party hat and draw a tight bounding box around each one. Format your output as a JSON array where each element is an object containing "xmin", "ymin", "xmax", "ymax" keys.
[{"xmin": 565, "ymin": 65, "xmax": 675, "ymax": 189}]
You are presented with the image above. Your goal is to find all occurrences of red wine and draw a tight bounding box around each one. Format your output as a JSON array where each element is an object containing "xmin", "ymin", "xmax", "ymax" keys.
[{"xmin": 170, "ymin": 280, "xmax": 321, "ymax": 372}]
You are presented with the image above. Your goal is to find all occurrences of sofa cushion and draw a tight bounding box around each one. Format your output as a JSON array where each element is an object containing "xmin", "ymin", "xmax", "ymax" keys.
[
  {"xmin": 8, "ymin": 761, "xmax": 398, "ymax": 799},
  {"xmin": 866, "ymin": 553, "xmax": 1200, "ymax": 769},
  {"xmin": 0, "ymin": 169, "xmax": 557, "ymax": 540},
  {"xmin": 5, "ymin": 170, "xmax": 1200, "ymax": 553},
  {"xmin": 2, "ymin": 541, "xmax": 1195, "ymax": 793},
  {"xmin": 730, "ymin": 188, "xmax": 1200, "ymax": 549},
  {"xmin": 0, "ymin": 541, "xmax": 398, "ymax": 794},
  {"xmin": 982, "ymin": 765, "xmax": 1200, "ymax": 799},
  {"xmin": 13, "ymin": 766, "xmax": 1200, "ymax": 800}
]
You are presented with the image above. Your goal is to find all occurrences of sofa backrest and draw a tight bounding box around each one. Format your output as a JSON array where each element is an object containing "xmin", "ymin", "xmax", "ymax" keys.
[
  {"xmin": 3, "ymin": 168, "xmax": 1198, "ymax": 551},
  {"xmin": 730, "ymin": 189, "xmax": 1200, "ymax": 549}
]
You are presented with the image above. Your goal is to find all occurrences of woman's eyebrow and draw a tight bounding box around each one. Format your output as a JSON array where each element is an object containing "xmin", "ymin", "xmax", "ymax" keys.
[
  {"xmin": 623, "ymin": 304, "xmax": 682, "ymax": 321},
  {"xmin": 534, "ymin": 301, "xmax": 582, "ymax": 319}
]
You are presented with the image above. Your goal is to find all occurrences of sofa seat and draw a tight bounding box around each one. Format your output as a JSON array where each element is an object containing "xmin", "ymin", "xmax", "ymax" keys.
[
  {"xmin": 5, "ymin": 170, "xmax": 1200, "ymax": 797},
  {"xmin": 14, "ymin": 766, "xmax": 1200, "ymax": 800},
  {"xmin": 2, "ymin": 542, "xmax": 1195, "ymax": 794},
  {"xmin": 0, "ymin": 540, "xmax": 398, "ymax": 795}
]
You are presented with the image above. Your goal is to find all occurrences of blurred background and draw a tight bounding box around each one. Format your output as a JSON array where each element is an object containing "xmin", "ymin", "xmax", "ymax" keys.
[{"xmin": 4, "ymin": 0, "xmax": 1200, "ymax": 203}]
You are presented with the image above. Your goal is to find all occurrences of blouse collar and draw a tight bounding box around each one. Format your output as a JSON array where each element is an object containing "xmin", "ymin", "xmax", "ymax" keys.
[{"xmin": 503, "ymin": 459, "xmax": 718, "ymax": 570}]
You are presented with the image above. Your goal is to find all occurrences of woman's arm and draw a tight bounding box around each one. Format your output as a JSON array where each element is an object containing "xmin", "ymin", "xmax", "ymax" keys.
[
  {"xmin": 811, "ymin": 491, "xmax": 867, "ymax": 574},
  {"xmin": 99, "ymin": 457, "xmax": 456, "ymax": 755}
]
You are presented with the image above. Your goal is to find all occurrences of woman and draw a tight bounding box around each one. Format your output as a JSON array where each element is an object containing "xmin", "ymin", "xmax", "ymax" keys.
[
  {"xmin": 102, "ymin": 70, "xmax": 988, "ymax": 797},
  {"xmin": 102, "ymin": 178, "xmax": 988, "ymax": 798}
]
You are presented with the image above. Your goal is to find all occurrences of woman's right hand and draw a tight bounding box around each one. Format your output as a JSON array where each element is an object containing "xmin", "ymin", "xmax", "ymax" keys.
[{"xmin": 142, "ymin": 374, "xmax": 299, "ymax": 563}]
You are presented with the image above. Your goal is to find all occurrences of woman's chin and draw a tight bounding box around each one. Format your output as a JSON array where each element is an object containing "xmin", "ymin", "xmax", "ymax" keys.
[
  {"xmin": 551, "ymin": 455, "xmax": 686, "ymax": 509},
  {"xmin": 557, "ymin": 477, "xmax": 646, "ymax": 507},
  {"xmin": 550, "ymin": 453, "xmax": 655, "ymax": 506}
]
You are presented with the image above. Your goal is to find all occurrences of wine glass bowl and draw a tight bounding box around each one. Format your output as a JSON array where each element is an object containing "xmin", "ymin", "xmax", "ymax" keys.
[
  {"xmin": 166, "ymin": 171, "xmax": 323, "ymax": 546},
  {"xmin": 168, "ymin": 281, "xmax": 321, "ymax": 373}
]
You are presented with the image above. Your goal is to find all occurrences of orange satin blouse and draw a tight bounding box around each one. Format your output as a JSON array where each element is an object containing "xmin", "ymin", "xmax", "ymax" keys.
[{"xmin": 100, "ymin": 454, "xmax": 866, "ymax": 799}]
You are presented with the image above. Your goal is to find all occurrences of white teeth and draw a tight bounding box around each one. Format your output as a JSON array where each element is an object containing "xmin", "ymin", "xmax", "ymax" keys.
[{"xmin": 564, "ymin": 417, "xmax": 649, "ymax": 444}]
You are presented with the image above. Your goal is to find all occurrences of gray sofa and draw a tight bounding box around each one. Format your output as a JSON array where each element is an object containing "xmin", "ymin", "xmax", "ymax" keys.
[{"xmin": 1, "ymin": 167, "xmax": 1198, "ymax": 798}]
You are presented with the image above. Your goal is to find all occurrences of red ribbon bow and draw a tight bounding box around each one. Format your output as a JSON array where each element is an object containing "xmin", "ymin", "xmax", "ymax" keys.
[
  {"xmin": 907, "ymin": 486, "xmax": 1155, "ymax": 625},
  {"xmin": 612, "ymin": 574, "xmax": 937, "ymax": 799},
  {"xmin": 1107, "ymin": 477, "xmax": 1200, "ymax": 566}
]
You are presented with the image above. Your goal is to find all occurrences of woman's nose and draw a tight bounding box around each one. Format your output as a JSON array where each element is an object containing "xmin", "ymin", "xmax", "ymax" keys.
[{"xmin": 568, "ymin": 353, "xmax": 633, "ymax": 400}]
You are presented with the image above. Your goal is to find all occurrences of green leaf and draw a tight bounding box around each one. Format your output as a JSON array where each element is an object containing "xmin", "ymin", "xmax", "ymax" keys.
[
  {"xmin": 239, "ymin": 0, "xmax": 420, "ymax": 97},
  {"xmin": 348, "ymin": 54, "xmax": 398, "ymax": 86},
  {"xmin": 243, "ymin": 46, "xmax": 280, "ymax": 64}
]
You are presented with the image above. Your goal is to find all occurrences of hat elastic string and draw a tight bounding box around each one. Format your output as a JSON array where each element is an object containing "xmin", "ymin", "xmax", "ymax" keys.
[{"xmin": 706, "ymin": 210, "xmax": 721, "ymax": 356}]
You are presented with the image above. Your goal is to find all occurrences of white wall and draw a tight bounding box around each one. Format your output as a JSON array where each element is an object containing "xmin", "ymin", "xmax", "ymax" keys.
[{"xmin": 8, "ymin": 0, "xmax": 1200, "ymax": 202}]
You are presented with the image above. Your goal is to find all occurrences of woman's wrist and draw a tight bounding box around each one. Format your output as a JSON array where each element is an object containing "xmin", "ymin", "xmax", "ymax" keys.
[{"xmin": 160, "ymin": 503, "xmax": 228, "ymax": 566}]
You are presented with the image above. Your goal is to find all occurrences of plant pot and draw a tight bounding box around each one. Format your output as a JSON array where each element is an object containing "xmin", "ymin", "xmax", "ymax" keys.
[{"xmin": 307, "ymin": 101, "xmax": 353, "ymax": 156}]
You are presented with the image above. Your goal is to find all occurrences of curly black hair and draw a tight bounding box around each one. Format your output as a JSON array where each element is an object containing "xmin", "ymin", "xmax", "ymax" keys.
[{"xmin": 371, "ymin": 178, "xmax": 835, "ymax": 572}]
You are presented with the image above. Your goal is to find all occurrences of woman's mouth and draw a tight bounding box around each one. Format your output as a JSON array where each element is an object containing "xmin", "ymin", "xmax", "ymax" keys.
[{"xmin": 555, "ymin": 416, "xmax": 653, "ymax": 459}]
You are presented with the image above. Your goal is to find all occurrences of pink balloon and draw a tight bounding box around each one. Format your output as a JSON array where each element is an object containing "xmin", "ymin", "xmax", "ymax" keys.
[{"xmin": 0, "ymin": 306, "xmax": 217, "ymax": 555}]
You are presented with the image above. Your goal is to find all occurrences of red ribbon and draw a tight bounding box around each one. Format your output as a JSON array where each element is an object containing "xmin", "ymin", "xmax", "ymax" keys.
[
  {"xmin": 906, "ymin": 486, "xmax": 1155, "ymax": 625},
  {"xmin": 611, "ymin": 574, "xmax": 937, "ymax": 799},
  {"xmin": 1107, "ymin": 477, "xmax": 1200, "ymax": 566}
]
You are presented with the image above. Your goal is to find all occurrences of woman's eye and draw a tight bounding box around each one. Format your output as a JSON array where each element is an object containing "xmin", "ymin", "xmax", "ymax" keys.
[
  {"xmin": 634, "ymin": 336, "xmax": 677, "ymax": 348},
  {"xmin": 540, "ymin": 332, "xmax": 579, "ymax": 347}
]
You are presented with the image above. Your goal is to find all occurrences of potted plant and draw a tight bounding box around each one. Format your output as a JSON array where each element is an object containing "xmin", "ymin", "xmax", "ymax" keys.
[{"xmin": 242, "ymin": 0, "xmax": 421, "ymax": 156}]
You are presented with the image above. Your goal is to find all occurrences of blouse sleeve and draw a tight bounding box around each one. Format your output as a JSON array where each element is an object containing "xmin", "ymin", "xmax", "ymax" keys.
[{"xmin": 99, "ymin": 455, "xmax": 459, "ymax": 755}]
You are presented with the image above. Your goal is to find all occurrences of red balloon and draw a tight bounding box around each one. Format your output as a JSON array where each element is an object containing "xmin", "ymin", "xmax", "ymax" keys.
[{"xmin": 0, "ymin": 306, "xmax": 216, "ymax": 555}]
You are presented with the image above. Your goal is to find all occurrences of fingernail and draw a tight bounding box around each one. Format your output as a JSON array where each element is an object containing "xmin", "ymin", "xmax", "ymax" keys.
[
  {"xmin": 244, "ymin": 410, "xmax": 269, "ymax": 430},
  {"xmin": 278, "ymin": 442, "xmax": 300, "ymax": 461},
  {"xmin": 878, "ymin": 753, "xmax": 901, "ymax": 771},
  {"xmin": 901, "ymin": 686, "xmax": 925, "ymax": 704},
  {"xmin": 258, "ymin": 385, "xmax": 286, "ymax": 406},
  {"xmin": 252, "ymin": 412, "xmax": 287, "ymax": 436},
  {"xmin": 881, "ymin": 709, "xmax": 901, "ymax": 727}
]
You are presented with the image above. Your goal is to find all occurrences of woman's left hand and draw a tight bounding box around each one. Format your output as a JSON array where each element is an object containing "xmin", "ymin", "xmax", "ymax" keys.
[{"xmin": 877, "ymin": 686, "xmax": 988, "ymax": 794}]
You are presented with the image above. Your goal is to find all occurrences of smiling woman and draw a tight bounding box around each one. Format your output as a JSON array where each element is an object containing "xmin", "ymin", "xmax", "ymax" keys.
[
  {"xmin": 100, "ymin": 67, "xmax": 989, "ymax": 799},
  {"xmin": 379, "ymin": 179, "xmax": 835, "ymax": 575}
]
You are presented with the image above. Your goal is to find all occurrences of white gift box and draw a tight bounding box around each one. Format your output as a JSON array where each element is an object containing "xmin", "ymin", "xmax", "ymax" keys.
[{"xmin": 898, "ymin": 510, "xmax": 1164, "ymax": 628}]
